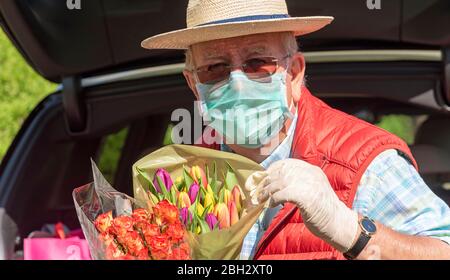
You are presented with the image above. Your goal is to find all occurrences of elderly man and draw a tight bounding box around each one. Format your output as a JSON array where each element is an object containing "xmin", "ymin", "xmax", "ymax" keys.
[{"xmin": 142, "ymin": 0, "xmax": 450, "ymax": 259}]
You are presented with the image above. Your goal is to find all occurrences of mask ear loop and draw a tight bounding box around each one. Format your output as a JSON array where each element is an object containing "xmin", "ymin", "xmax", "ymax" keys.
[{"xmin": 282, "ymin": 54, "xmax": 299, "ymax": 119}]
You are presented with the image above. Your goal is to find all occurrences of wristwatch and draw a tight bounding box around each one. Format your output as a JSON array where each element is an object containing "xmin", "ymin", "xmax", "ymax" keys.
[{"xmin": 343, "ymin": 216, "xmax": 377, "ymax": 259}]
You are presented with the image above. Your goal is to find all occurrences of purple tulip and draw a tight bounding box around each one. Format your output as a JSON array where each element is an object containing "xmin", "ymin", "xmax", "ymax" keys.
[
  {"xmin": 188, "ymin": 183, "xmax": 200, "ymax": 204},
  {"xmin": 180, "ymin": 207, "xmax": 192, "ymax": 227},
  {"xmin": 153, "ymin": 168, "xmax": 173, "ymax": 193},
  {"xmin": 205, "ymin": 213, "xmax": 218, "ymax": 230}
]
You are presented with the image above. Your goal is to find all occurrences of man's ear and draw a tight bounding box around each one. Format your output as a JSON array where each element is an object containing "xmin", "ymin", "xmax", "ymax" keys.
[
  {"xmin": 289, "ymin": 52, "xmax": 306, "ymax": 102},
  {"xmin": 183, "ymin": 70, "xmax": 200, "ymax": 100}
]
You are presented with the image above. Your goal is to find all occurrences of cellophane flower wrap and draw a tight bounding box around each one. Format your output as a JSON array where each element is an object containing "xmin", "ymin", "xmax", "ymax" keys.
[
  {"xmin": 73, "ymin": 160, "xmax": 191, "ymax": 260},
  {"xmin": 133, "ymin": 144, "xmax": 265, "ymax": 260}
]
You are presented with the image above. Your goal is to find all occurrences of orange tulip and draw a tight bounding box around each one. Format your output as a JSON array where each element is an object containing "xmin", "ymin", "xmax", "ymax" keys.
[
  {"xmin": 231, "ymin": 185, "xmax": 242, "ymax": 212},
  {"xmin": 220, "ymin": 188, "xmax": 231, "ymax": 206},
  {"xmin": 190, "ymin": 166, "xmax": 208, "ymax": 188},
  {"xmin": 229, "ymin": 201, "xmax": 239, "ymax": 226},
  {"xmin": 213, "ymin": 203, "xmax": 230, "ymax": 229}
]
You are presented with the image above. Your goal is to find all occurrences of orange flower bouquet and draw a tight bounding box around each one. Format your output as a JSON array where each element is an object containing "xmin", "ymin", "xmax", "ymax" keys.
[
  {"xmin": 73, "ymin": 161, "xmax": 191, "ymax": 260},
  {"xmin": 93, "ymin": 201, "xmax": 190, "ymax": 260}
]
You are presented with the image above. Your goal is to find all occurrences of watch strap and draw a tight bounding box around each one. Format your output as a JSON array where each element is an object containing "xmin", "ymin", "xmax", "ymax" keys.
[{"xmin": 343, "ymin": 232, "xmax": 371, "ymax": 259}]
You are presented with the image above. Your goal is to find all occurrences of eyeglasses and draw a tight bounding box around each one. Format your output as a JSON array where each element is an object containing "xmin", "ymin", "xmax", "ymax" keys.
[{"xmin": 194, "ymin": 54, "xmax": 291, "ymax": 85}]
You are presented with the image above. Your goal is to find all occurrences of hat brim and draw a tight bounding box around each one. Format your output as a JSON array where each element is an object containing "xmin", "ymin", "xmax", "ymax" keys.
[{"xmin": 141, "ymin": 16, "xmax": 334, "ymax": 50}]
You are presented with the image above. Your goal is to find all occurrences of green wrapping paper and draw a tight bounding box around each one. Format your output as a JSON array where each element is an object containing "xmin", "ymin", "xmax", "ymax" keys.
[{"xmin": 132, "ymin": 144, "xmax": 265, "ymax": 260}]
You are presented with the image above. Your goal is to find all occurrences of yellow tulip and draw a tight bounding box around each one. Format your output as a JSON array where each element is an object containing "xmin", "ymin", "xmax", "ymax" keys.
[
  {"xmin": 220, "ymin": 188, "xmax": 231, "ymax": 205},
  {"xmin": 190, "ymin": 165, "xmax": 208, "ymax": 187},
  {"xmin": 177, "ymin": 191, "xmax": 191, "ymax": 208},
  {"xmin": 206, "ymin": 184, "xmax": 214, "ymax": 196},
  {"xmin": 203, "ymin": 193, "xmax": 215, "ymax": 213},
  {"xmin": 175, "ymin": 176, "xmax": 184, "ymax": 184},
  {"xmin": 196, "ymin": 203, "xmax": 205, "ymax": 217}
]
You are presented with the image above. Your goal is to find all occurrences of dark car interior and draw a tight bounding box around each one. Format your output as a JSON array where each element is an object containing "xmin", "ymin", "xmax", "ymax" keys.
[{"xmin": 0, "ymin": 0, "xmax": 450, "ymax": 259}]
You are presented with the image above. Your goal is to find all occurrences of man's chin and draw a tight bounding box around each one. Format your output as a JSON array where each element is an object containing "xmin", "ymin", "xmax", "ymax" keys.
[{"xmin": 226, "ymin": 135, "xmax": 285, "ymax": 156}]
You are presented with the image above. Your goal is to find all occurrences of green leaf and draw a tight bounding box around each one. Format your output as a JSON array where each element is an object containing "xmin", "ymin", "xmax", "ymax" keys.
[
  {"xmin": 205, "ymin": 164, "xmax": 211, "ymax": 185},
  {"xmin": 213, "ymin": 221, "xmax": 220, "ymax": 231},
  {"xmin": 156, "ymin": 175, "xmax": 170, "ymax": 201},
  {"xmin": 183, "ymin": 166, "xmax": 194, "ymax": 189},
  {"xmin": 192, "ymin": 210, "xmax": 199, "ymax": 233},
  {"xmin": 218, "ymin": 188, "xmax": 224, "ymax": 204},
  {"xmin": 136, "ymin": 167, "xmax": 159, "ymax": 195},
  {"xmin": 201, "ymin": 204, "xmax": 212, "ymax": 219},
  {"xmin": 188, "ymin": 202, "xmax": 196, "ymax": 215},
  {"xmin": 170, "ymin": 185, "xmax": 178, "ymax": 205},
  {"xmin": 157, "ymin": 193, "xmax": 164, "ymax": 201},
  {"xmin": 224, "ymin": 161, "xmax": 239, "ymax": 190},
  {"xmin": 187, "ymin": 206, "xmax": 195, "ymax": 232},
  {"xmin": 148, "ymin": 192, "xmax": 160, "ymax": 205},
  {"xmin": 198, "ymin": 219, "xmax": 210, "ymax": 233},
  {"xmin": 199, "ymin": 185, "xmax": 207, "ymax": 202},
  {"xmin": 210, "ymin": 162, "xmax": 218, "ymax": 192},
  {"xmin": 213, "ymin": 192, "xmax": 219, "ymax": 203}
]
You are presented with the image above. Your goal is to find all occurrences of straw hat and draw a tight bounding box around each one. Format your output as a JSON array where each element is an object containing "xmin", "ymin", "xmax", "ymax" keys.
[{"xmin": 141, "ymin": 0, "xmax": 334, "ymax": 50}]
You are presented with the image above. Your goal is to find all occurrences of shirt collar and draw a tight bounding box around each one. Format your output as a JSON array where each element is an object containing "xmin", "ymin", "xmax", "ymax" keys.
[{"xmin": 221, "ymin": 114, "xmax": 298, "ymax": 169}]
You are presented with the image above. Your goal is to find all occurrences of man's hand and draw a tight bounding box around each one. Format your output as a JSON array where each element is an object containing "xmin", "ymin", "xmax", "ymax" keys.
[{"xmin": 250, "ymin": 158, "xmax": 359, "ymax": 253}]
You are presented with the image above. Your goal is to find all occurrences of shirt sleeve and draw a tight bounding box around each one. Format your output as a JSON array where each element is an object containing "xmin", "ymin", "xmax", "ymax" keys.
[{"xmin": 352, "ymin": 149, "xmax": 450, "ymax": 244}]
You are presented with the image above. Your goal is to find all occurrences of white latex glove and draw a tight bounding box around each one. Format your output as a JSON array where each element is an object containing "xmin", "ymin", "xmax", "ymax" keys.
[
  {"xmin": 248, "ymin": 158, "xmax": 359, "ymax": 253},
  {"xmin": 245, "ymin": 171, "xmax": 271, "ymax": 207}
]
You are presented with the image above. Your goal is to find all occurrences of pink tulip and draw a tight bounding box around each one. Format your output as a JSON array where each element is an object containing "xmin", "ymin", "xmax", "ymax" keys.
[
  {"xmin": 188, "ymin": 183, "xmax": 200, "ymax": 204},
  {"xmin": 180, "ymin": 207, "xmax": 192, "ymax": 227},
  {"xmin": 153, "ymin": 168, "xmax": 173, "ymax": 193},
  {"xmin": 205, "ymin": 213, "xmax": 218, "ymax": 230}
]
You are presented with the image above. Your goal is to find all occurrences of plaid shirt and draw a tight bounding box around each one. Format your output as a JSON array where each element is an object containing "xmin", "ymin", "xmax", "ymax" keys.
[{"xmin": 225, "ymin": 118, "xmax": 450, "ymax": 260}]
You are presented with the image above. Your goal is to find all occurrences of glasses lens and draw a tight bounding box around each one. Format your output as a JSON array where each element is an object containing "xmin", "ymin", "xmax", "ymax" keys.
[
  {"xmin": 196, "ymin": 57, "xmax": 280, "ymax": 84},
  {"xmin": 197, "ymin": 63, "xmax": 230, "ymax": 84},
  {"xmin": 243, "ymin": 57, "xmax": 277, "ymax": 80}
]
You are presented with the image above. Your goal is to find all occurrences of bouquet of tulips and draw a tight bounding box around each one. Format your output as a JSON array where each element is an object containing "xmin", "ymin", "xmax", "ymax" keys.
[
  {"xmin": 74, "ymin": 144, "xmax": 264, "ymax": 260},
  {"xmin": 133, "ymin": 144, "xmax": 265, "ymax": 259},
  {"xmin": 136, "ymin": 161, "xmax": 245, "ymax": 234}
]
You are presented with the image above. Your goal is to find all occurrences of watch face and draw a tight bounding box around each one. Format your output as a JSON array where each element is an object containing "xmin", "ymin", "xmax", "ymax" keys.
[{"xmin": 361, "ymin": 218, "xmax": 377, "ymax": 233}]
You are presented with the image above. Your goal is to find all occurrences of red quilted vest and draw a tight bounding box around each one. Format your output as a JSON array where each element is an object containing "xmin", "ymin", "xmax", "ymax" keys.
[{"xmin": 197, "ymin": 87, "xmax": 418, "ymax": 260}]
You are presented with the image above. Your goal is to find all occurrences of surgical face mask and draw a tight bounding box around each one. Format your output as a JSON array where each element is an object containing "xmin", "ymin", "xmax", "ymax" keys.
[{"xmin": 196, "ymin": 70, "xmax": 293, "ymax": 148}]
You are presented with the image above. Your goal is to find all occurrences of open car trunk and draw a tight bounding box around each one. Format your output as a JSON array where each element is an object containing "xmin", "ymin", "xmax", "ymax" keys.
[{"xmin": 0, "ymin": 0, "xmax": 450, "ymax": 259}]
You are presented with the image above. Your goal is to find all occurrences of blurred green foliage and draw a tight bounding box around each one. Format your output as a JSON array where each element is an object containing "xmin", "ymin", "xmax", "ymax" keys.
[
  {"xmin": 0, "ymin": 29, "xmax": 57, "ymax": 162},
  {"xmin": 377, "ymin": 114, "xmax": 415, "ymax": 144}
]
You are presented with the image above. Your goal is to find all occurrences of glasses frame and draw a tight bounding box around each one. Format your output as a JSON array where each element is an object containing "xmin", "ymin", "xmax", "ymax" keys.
[{"xmin": 193, "ymin": 53, "xmax": 292, "ymax": 85}]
